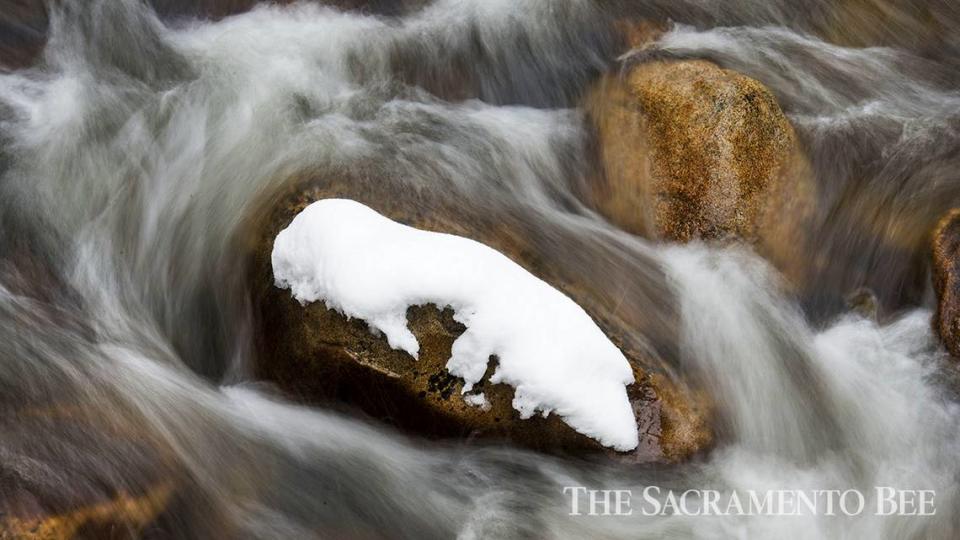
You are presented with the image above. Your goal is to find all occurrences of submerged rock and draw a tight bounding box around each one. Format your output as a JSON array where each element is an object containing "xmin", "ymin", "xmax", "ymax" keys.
[
  {"xmin": 815, "ymin": 0, "xmax": 956, "ymax": 55},
  {"xmin": 247, "ymin": 175, "xmax": 711, "ymax": 463},
  {"xmin": 0, "ymin": 486, "xmax": 173, "ymax": 540},
  {"xmin": 0, "ymin": 406, "xmax": 177, "ymax": 540},
  {"xmin": 612, "ymin": 19, "xmax": 668, "ymax": 52},
  {"xmin": 845, "ymin": 287, "xmax": 880, "ymax": 321},
  {"xmin": 932, "ymin": 209, "xmax": 960, "ymax": 358},
  {"xmin": 583, "ymin": 58, "xmax": 815, "ymax": 287}
]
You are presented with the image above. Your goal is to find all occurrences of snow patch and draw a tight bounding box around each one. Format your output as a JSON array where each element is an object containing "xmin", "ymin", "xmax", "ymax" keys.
[
  {"xmin": 271, "ymin": 199, "xmax": 639, "ymax": 451},
  {"xmin": 463, "ymin": 393, "xmax": 491, "ymax": 411}
]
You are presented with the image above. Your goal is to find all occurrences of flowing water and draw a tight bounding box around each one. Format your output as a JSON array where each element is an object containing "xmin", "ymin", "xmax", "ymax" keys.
[{"xmin": 2, "ymin": 1, "xmax": 960, "ymax": 538}]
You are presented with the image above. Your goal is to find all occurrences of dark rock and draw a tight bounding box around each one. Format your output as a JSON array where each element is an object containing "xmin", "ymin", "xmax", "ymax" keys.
[{"xmin": 0, "ymin": 406, "xmax": 176, "ymax": 539}]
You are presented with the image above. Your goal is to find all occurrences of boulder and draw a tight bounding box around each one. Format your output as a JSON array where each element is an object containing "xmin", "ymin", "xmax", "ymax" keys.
[
  {"xmin": 932, "ymin": 208, "xmax": 960, "ymax": 357},
  {"xmin": 246, "ymin": 173, "xmax": 711, "ymax": 462},
  {"xmin": 583, "ymin": 58, "xmax": 815, "ymax": 287}
]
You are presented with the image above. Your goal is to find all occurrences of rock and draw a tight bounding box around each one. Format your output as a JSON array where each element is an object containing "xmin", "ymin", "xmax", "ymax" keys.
[
  {"xmin": 0, "ymin": 0, "xmax": 50, "ymax": 70},
  {"xmin": 583, "ymin": 58, "xmax": 815, "ymax": 287},
  {"xmin": 0, "ymin": 406, "xmax": 177, "ymax": 540},
  {"xmin": 932, "ymin": 209, "xmax": 960, "ymax": 358},
  {"xmin": 246, "ymin": 173, "xmax": 711, "ymax": 462},
  {"xmin": 0, "ymin": 486, "xmax": 174, "ymax": 540},
  {"xmin": 845, "ymin": 287, "xmax": 880, "ymax": 321},
  {"xmin": 612, "ymin": 19, "xmax": 668, "ymax": 52},
  {"xmin": 814, "ymin": 0, "xmax": 956, "ymax": 56}
]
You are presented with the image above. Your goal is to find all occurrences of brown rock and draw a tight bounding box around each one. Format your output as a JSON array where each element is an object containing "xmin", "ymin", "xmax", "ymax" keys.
[
  {"xmin": 845, "ymin": 287, "xmax": 880, "ymax": 321},
  {"xmin": 246, "ymin": 172, "xmax": 711, "ymax": 462},
  {"xmin": 0, "ymin": 485, "xmax": 174, "ymax": 540},
  {"xmin": 814, "ymin": 0, "xmax": 954, "ymax": 56},
  {"xmin": 0, "ymin": 406, "xmax": 177, "ymax": 540},
  {"xmin": 612, "ymin": 19, "xmax": 668, "ymax": 52},
  {"xmin": 932, "ymin": 208, "xmax": 960, "ymax": 358},
  {"xmin": 584, "ymin": 59, "xmax": 815, "ymax": 287}
]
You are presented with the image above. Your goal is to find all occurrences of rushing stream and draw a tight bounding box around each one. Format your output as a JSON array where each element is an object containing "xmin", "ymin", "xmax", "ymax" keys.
[{"xmin": 2, "ymin": 1, "xmax": 960, "ymax": 538}]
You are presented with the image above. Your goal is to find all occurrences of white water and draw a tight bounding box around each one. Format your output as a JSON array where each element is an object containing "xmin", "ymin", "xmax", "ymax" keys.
[{"xmin": 2, "ymin": 1, "xmax": 960, "ymax": 538}]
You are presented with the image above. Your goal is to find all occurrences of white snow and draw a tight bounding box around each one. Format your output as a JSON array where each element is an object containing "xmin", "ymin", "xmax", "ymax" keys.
[
  {"xmin": 463, "ymin": 392, "xmax": 491, "ymax": 411},
  {"xmin": 271, "ymin": 198, "xmax": 639, "ymax": 451}
]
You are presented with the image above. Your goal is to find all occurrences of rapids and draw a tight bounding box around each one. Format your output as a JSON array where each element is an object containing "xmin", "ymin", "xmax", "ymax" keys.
[{"xmin": 2, "ymin": 1, "xmax": 960, "ymax": 538}]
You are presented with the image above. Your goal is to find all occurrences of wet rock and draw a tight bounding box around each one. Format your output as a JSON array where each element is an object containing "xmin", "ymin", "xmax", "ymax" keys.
[
  {"xmin": 932, "ymin": 209, "xmax": 960, "ymax": 358},
  {"xmin": 612, "ymin": 19, "xmax": 668, "ymax": 52},
  {"xmin": 0, "ymin": 407, "xmax": 177, "ymax": 540},
  {"xmin": 845, "ymin": 287, "xmax": 880, "ymax": 321},
  {"xmin": 0, "ymin": 486, "xmax": 173, "ymax": 540},
  {"xmin": 583, "ymin": 58, "xmax": 815, "ymax": 287},
  {"xmin": 814, "ymin": 0, "xmax": 956, "ymax": 56},
  {"xmin": 246, "ymin": 173, "xmax": 711, "ymax": 462},
  {"xmin": 0, "ymin": 0, "xmax": 50, "ymax": 70}
]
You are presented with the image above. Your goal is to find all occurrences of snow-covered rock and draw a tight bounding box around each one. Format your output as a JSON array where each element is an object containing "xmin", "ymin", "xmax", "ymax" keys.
[{"xmin": 272, "ymin": 198, "xmax": 640, "ymax": 451}]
